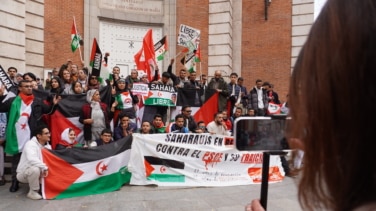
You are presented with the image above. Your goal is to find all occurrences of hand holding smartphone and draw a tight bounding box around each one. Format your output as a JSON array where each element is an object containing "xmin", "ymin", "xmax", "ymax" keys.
[{"xmin": 234, "ymin": 116, "xmax": 289, "ymax": 210}]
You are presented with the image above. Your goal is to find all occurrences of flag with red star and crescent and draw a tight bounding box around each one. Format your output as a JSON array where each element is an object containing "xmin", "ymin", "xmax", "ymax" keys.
[
  {"xmin": 42, "ymin": 136, "xmax": 132, "ymax": 199},
  {"xmin": 4, "ymin": 96, "xmax": 32, "ymax": 155}
]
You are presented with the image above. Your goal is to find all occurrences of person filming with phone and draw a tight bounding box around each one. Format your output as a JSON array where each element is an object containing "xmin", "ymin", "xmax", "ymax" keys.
[{"xmin": 248, "ymin": 0, "xmax": 376, "ymax": 210}]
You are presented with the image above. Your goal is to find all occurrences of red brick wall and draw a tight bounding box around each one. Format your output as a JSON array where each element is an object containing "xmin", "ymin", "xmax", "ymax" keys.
[
  {"xmin": 44, "ymin": 0, "xmax": 84, "ymax": 70},
  {"xmin": 176, "ymin": 0, "xmax": 209, "ymax": 76},
  {"xmin": 242, "ymin": 0, "xmax": 292, "ymax": 101},
  {"xmin": 44, "ymin": 0, "xmax": 291, "ymax": 101}
]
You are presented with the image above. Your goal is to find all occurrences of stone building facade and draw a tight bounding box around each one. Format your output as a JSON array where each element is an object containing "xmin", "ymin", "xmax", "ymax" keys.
[
  {"xmin": 0, "ymin": 0, "xmax": 45, "ymax": 77},
  {"xmin": 0, "ymin": 0, "xmax": 320, "ymax": 100}
]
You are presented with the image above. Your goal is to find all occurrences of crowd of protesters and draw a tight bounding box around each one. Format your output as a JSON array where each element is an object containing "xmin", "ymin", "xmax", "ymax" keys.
[{"xmin": 0, "ymin": 59, "xmax": 289, "ymax": 198}]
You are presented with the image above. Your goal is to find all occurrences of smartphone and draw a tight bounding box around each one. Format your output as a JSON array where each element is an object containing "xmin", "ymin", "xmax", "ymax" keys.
[
  {"xmin": 234, "ymin": 116, "xmax": 289, "ymax": 151},
  {"xmin": 233, "ymin": 115, "xmax": 289, "ymax": 210}
]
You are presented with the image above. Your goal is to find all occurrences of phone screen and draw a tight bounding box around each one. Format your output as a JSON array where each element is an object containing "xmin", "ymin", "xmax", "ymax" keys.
[{"xmin": 234, "ymin": 116, "xmax": 288, "ymax": 151}]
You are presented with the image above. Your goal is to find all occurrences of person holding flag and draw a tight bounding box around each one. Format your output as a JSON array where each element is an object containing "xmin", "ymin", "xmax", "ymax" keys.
[
  {"xmin": 111, "ymin": 78, "xmax": 139, "ymax": 126},
  {"xmin": 0, "ymin": 80, "xmax": 60, "ymax": 193}
]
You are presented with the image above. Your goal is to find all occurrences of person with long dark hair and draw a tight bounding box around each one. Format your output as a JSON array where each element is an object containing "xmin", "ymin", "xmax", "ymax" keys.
[
  {"xmin": 249, "ymin": 0, "xmax": 376, "ymax": 210},
  {"xmin": 63, "ymin": 81, "xmax": 84, "ymax": 95},
  {"xmin": 47, "ymin": 77, "xmax": 63, "ymax": 95}
]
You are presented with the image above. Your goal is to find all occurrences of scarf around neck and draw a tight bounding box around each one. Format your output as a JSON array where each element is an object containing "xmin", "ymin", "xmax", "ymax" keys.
[{"xmin": 19, "ymin": 92, "xmax": 34, "ymax": 105}]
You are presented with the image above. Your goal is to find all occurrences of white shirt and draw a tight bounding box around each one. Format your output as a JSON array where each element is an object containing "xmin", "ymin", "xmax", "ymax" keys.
[
  {"xmin": 257, "ymin": 87, "xmax": 264, "ymax": 109},
  {"xmin": 17, "ymin": 137, "xmax": 48, "ymax": 173},
  {"xmin": 207, "ymin": 121, "xmax": 228, "ymax": 136}
]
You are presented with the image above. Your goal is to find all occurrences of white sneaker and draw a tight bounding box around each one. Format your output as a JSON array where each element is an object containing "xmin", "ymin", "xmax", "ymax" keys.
[{"xmin": 27, "ymin": 190, "xmax": 42, "ymax": 200}]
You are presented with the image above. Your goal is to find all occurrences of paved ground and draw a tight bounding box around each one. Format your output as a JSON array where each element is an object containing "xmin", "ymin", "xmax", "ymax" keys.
[{"xmin": 0, "ymin": 174, "xmax": 301, "ymax": 211}]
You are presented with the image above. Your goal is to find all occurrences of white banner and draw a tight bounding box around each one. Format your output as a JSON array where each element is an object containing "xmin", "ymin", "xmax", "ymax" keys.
[
  {"xmin": 177, "ymin": 24, "xmax": 200, "ymax": 48},
  {"xmin": 142, "ymin": 84, "xmax": 177, "ymax": 106},
  {"xmin": 129, "ymin": 133, "xmax": 285, "ymax": 186},
  {"xmin": 132, "ymin": 82, "xmax": 149, "ymax": 96}
]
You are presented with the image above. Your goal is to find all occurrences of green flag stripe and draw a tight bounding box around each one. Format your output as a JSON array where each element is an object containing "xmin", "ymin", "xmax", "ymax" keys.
[
  {"xmin": 147, "ymin": 174, "xmax": 185, "ymax": 182},
  {"xmin": 71, "ymin": 35, "xmax": 80, "ymax": 52},
  {"xmin": 55, "ymin": 168, "xmax": 131, "ymax": 199},
  {"xmin": 5, "ymin": 96, "xmax": 21, "ymax": 155},
  {"xmin": 144, "ymin": 98, "xmax": 174, "ymax": 106},
  {"xmin": 115, "ymin": 94, "xmax": 124, "ymax": 109}
]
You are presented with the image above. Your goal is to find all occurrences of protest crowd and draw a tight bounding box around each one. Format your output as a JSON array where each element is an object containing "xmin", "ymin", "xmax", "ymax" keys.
[{"xmin": 0, "ymin": 59, "xmax": 292, "ymax": 200}]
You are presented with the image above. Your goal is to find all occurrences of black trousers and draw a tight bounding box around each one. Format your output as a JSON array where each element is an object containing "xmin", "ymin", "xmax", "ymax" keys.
[{"xmin": 11, "ymin": 153, "xmax": 21, "ymax": 180}]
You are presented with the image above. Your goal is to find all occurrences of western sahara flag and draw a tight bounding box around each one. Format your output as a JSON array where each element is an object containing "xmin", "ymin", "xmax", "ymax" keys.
[
  {"xmin": 42, "ymin": 136, "xmax": 132, "ymax": 199},
  {"xmin": 154, "ymin": 36, "xmax": 168, "ymax": 61},
  {"xmin": 71, "ymin": 20, "xmax": 80, "ymax": 52},
  {"xmin": 49, "ymin": 94, "xmax": 86, "ymax": 148},
  {"xmin": 90, "ymin": 38, "xmax": 102, "ymax": 77},
  {"xmin": 3, "ymin": 89, "xmax": 50, "ymax": 155},
  {"xmin": 176, "ymin": 88, "xmax": 218, "ymax": 125},
  {"xmin": 180, "ymin": 51, "xmax": 196, "ymax": 73},
  {"xmin": 4, "ymin": 96, "xmax": 31, "ymax": 155},
  {"xmin": 144, "ymin": 156, "xmax": 185, "ymax": 182},
  {"xmin": 49, "ymin": 86, "xmax": 113, "ymax": 149}
]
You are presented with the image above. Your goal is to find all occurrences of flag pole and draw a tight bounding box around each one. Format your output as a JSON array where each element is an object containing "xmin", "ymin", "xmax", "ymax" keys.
[
  {"xmin": 73, "ymin": 16, "xmax": 83, "ymax": 64},
  {"xmin": 174, "ymin": 51, "xmax": 183, "ymax": 58},
  {"xmin": 174, "ymin": 48, "xmax": 189, "ymax": 58},
  {"xmin": 199, "ymin": 61, "xmax": 202, "ymax": 77}
]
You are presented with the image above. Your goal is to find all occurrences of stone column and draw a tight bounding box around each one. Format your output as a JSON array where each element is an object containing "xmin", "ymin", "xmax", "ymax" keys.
[
  {"xmin": 0, "ymin": 0, "xmax": 26, "ymax": 71},
  {"xmin": 208, "ymin": 0, "xmax": 233, "ymax": 79},
  {"xmin": 291, "ymin": 0, "xmax": 314, "ymax": 70},
  {"xmin": 25, "ymin": 0, "xmax": 44, "ymax": 76}
]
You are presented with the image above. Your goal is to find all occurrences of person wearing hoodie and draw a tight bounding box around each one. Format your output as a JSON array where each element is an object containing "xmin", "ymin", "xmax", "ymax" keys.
[{"xmin": 16, "ymin": 125, "xmax": 51, "ymax": 200}]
